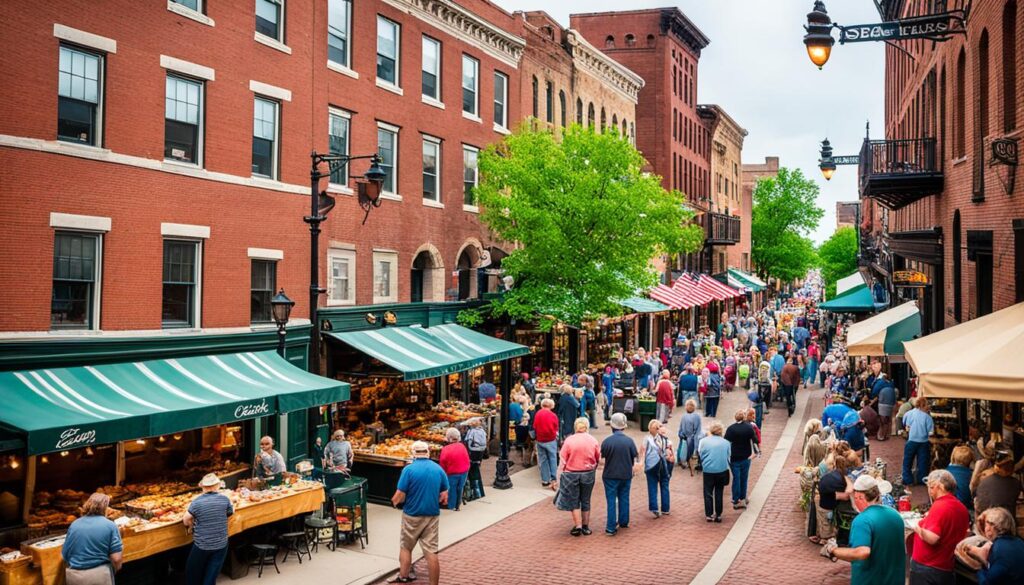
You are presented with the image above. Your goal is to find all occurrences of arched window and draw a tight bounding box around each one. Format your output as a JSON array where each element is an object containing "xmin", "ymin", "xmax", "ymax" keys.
[
  {"xmin": 545, "ymin": 81, "xmax": 554, "ymax": 123},
  {"xmin": 975, "ymin": 30, "xmax": 989, "ymax": 200},
  {"xmin": 559, "ymin": 90, "xmax": 567, "ymax": 127},
  {"xmin": 955, "ymin": 48, "xmax": 966, "ymax": 157},
  {"xmin": 646, "ymin": 34, "xmax": 655, "ymax": 47},
  {"xmin": 576, "ymin": 98, "xmax": 583, "ymax": 125},
  {"xmin": 629, "ymin": 122, "xmax": 635, "ymax": 144},
  {"xmin": 587, "ymin": 102, "xmax": 595, "ymax": 128},
  {"xmin": 611, "ymin": 114, "xmax": 618, "ymax": 134},
  {"xmin": 1003, "ymin": 1, "xmax": 1017, "ymax": 131},
  {"xmin": 624, "ymin": 34, "xmax": 635, "ymax": 47},
  {"xmin": 605, "ymin": 35, "xmax": 615, "ymax": 49},
  {"xmin": 531, "ymin": 76, "xmax": 539, "ymax": 118},
  {"xmin": 621, "ymin": 118, "xmax": 627, "ymax": 136},
  {"xmin": 600, "ymin": 107, "xmax": 606, "ymax": 131}
]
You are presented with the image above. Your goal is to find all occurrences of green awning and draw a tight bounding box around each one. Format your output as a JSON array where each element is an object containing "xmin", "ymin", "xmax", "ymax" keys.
[
  {"xmin": 728, "ymin": 269, "xmax": 765, "ymax": 293},
  {"xmin": 0, "ymin": 351, "xmax": 349, "ymax": 455},
  {"xmin": 326, "ymin": 324, "xmax": 530, "ymax": 381},
  {"xmin": 621, "ymin": 297, "xmax": 672, "ymax": 313},
  {"xmin": 819, "ymin": 283, "xmax": 876, "ymax": 313}
]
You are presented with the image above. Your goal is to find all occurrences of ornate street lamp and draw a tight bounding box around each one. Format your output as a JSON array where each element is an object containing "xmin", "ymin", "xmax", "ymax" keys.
[
  {"xmin": 804, "ymin": 1, "xmax": 835, "ymax": 69},
  {"xmin": 270, "ymin": 288, "xmax": 295, "ymax": 357},
  {"xmin": 819, "ymin": 138, "xmax": 836, "ymax": 181}
]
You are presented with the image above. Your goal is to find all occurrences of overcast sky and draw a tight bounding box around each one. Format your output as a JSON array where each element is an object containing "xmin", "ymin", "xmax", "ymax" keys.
[{"xmin": 495, "ymin": 0, "xmax": 886, "ymax": 243}]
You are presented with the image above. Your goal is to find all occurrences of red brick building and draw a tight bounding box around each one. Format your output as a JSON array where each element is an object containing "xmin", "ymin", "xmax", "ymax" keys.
[
  {"xmin": 570, "ymin": 8, "xmax": 717, "ymax": 274},
  {"xmin": 0, "ymin": 0, "xmax": 525, "ymax": 334},
  {"xmin": 858, "ymin": 0, "xmax": 1023, "ymax": 333}
]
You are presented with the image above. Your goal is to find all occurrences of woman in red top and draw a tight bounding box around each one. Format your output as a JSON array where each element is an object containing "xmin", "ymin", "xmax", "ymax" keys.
[{"xmin": 439, "ymin": 428, "xmax": 470, "ymax": 511}]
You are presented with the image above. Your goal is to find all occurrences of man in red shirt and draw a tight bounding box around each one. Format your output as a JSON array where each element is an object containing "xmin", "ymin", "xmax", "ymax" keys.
[
  {"xmin": 654, "ymin": 370, "xmax": 675, "ymax": 423},
  {"xmin": 533, "ymin": 398, "xmax": 560, "ymax": 488},
  {"xmin": 910, "ymin": 469, "xmax": 969, "ymax": 584}
]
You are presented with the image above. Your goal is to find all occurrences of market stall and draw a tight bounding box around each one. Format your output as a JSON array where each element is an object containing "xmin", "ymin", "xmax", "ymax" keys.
[
  {"xmin": 0, "ymin": 350, "xmax": 348, "ymax": 581},
  {"xmin": 324, "ymin": 324, "xmax": 528, "ymax": 503},
  {"xmin": 845, "ymin": 301, "xmax": 922, "ymax": 357},
  {"xmin": 819, "ymin": 272, "xmax": 880, "ymax": 314}
]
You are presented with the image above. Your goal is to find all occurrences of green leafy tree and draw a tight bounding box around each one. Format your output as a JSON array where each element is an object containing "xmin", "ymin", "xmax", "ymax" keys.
[
  {"xmin": 818, "ymin": 226, "xmax": 859, "ymax": 299},
  {"xmin": 750, "ymin": 167, "xmax": 824, "ymax": 284},
  {"xmin": 464, "ymin": 124, "xmax": 704, "ymax": 328}
]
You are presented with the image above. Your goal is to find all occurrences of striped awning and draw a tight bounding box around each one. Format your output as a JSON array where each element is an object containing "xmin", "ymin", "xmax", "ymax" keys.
[
  {"xmin": 326, "ymin": 324, "xmax": 530, "ymax": 381},
  {"xmin": 728, "ymin": 268, "xmax": 766, "ymax": 293},
  {"xmin": 0, "ymin": 351, "xmax": 350, "ymax": 455},
  {"xmin": 695, "ymin": 273, "xmax": 744, "ymax": 300}
]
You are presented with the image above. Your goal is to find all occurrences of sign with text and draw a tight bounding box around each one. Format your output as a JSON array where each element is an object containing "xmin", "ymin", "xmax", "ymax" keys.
[
  {"xmin": 839, "ymin": 12, "xmax": 965, "ymax": 44},
  {"xmin": 833, "ymin": 155, "xmax": 861, "ymax": 166}
]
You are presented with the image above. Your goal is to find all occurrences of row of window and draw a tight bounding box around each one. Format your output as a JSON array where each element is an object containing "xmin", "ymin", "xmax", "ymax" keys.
[
  {"xmin": 526, "ymin": 75, "xmax": 636, "ymax": 141},
  {"xmin": 671, "ymin": 152, "xmax": 710, "ymax": 201}
]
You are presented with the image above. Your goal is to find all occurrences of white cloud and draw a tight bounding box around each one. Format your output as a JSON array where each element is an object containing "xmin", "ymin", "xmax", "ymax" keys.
[{"xmin": 495, "ymin": 0, "xmax": 886, "ymax": 243}]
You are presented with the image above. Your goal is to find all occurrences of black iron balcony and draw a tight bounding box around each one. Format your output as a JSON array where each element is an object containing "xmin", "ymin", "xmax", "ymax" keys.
[
  {"xmin": 705, "ymin": 212, "xmax": 740, "ymax": 245},
  {"xmin": 858, "ymin": 137, "xmax": 944, "ymax": 210}
]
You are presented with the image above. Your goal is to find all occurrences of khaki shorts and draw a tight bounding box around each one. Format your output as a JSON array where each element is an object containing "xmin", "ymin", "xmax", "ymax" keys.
[{"xmin": 400, "ymin": 513, "xmax": 439, "ymax": 554}]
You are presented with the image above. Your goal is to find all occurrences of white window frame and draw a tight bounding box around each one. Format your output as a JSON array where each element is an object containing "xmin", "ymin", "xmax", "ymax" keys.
[
  {"xmin": 376, "ymin": 16, "xmax": 401, "ymax": 90},
  {"xmin": 377, "ymin": 121, "xmax": 400, "ymax": 199},
  {"xmin": 327, "ymin": 0, "xmax": 351, "ymax": 69},
  {"xmin": 164, "ymin": 74, "xmax": 205, "ymax": 167},
  {"xmin": 493, "ymin": 71, "xmax": 508, "ymax": 131},
  {"xmin": 51, "ymin": 230, "xmax": 104, "ymax": 331},
  {"xmin": 255, "ymin": 0, "xmax": 285, "ymax": 44},
  {"xmin": 327, "ymin": 247, "xmax": 356, "ymax": 306},
  {"xmin": 328, "ymin": 107, "xmax": 351, "ymax": 192},
  {"xmin": 252, "ymin": 96, "xmax": 279, "ymax": 180},
  {"xmin": 422, "ymin": 134, "xmax": 441, "ymax": 205},
  {"xmin": 57, "ymin": 44, "xmax": 105, "ymax": 148},
  {"xmin": 421, "ymin": 36, "xmax": 442, "ymax": 104},
  {"xmin": 372, "ymin": 250, "xmax": 399, "ymax": 303},
  {"xmin": 167, "ymin": 0, "xmax": 215, "ymax": 27},
  {"xmin": 461, "ymin": 54, "xmax": 479, "ymax": 119},
  {"xmin": 462, "ymin": 144, "xmax": 479, "ymax": 211},
  {"xmin": 161, "ymin": 238, "xmax": 203, "ymax": 329}
]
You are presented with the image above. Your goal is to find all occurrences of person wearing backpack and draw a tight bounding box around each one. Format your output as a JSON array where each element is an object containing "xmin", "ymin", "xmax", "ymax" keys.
[
  {"xmin": 464, "ymin": 418, "xmax": 488, "ymax": 500},
  {"xmin": 705, "ymin": 362, "xmax": 723, "ymax": 418},
  {"xmin": 738, "ymin": 359, "xmax": 751, "ymax": 391}
]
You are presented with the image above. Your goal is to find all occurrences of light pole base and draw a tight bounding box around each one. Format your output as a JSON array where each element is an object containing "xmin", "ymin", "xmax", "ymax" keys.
[{"xmin": 492, "ymin": 458, "xmax": 514, "ymax": 490}]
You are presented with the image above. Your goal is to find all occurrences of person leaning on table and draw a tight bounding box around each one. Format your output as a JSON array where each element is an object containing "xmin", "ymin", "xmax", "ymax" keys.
[
  {"xmin": 183, "ymin": 473, "xmax": 234, "ymax": 585},
  {"xmin": 62, "ymin": 493, "xmax": 123, "ymax": 585}
]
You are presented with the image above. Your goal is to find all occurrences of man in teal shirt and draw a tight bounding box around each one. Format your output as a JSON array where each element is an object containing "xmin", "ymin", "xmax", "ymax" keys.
[{"xmin": 826, "ymin": 475, "xmax": 905, "ymax": 584}]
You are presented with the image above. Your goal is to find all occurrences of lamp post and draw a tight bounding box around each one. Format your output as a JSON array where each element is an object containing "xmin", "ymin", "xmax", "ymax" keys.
[
  {"xmin": 817, "ymin": 138, "xmax": 860, "ymax": 181},
  {"xmin": 270, "ymin": 289, "xmax": 295, "ymax": 358},
  {"xmin": 803, "ymin": 0, "xmax": 835, "ymax": 69},
  {"xmin": 307, "ymin": 152, "xmax": 387, "ymax": 374}
]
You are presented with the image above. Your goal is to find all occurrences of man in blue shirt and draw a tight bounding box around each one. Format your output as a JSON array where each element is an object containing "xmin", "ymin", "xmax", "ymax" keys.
[
  {"xmin": 184, "ymin": 473, "xmax": 234, "ymax": 585},
  {"xmin": 827, "ymin": 475, "xmax": 906, "ymax": 584},
  {"xmin": 600, "ymin": 413, "xmax": 638, "ymax": 535},
  {"xmin": 677, "ymin": 366, "xmax": 700, "ymax": 407},
  {"xmin": 392, "ymin": 441, "xmax": 449, "ymax": 585},
  {"xmin": 822, "ymin": 401, "xmax": 854, "ymax": 428},
  {"xmin": 902, "ymin": 397, "xmax": 935, "ymax": 485},
  {"xmin": 476, "ymin": 378, "xmax": 497, "ymax": 403},
  {"xmin": 62, "ymin": 493, "xmax": 122, "ymax": 584}
]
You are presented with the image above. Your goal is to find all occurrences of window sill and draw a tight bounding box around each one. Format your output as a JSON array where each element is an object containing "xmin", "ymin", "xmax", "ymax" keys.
[
  {"xmin": 327, "ymin": 183, "xmax": 354, "ymax": 196},
  {"xmin": 493, "ymin": 123, "xmax": 510, "ymax": 135},
  {"xmin": 380, "ymin": 192, "xmax": 403, "ymax": 202},
  {"xmin": 47, "ymin": 328, "xmax": 103, "ymax": 336},
  {"xmin": 462, "ymin": 204, "xmax": 480, "ymax": 213},
  {"xmin": 55, "ymin": 140, "xmax": 110, "ymax": 155},
  {"xmin": 163, "ymin": 158, "xmax": 203, "ymax": 171},
  {"xmin": 327, "ymin": 61, "xmax": 359, "ymax": 79},
  {"xmin": 462, "ymin": 111, "xmax": 482, "ymax": 123},
  {"xmin": 167, "ymin": 1, "xmax": 215, "ymax": 26},
  {"xmin": 952, "ymin": 156, "xmax": 968, "ymax": 167},
  {"xmin": 376, "ymin": 79, "xmax": 404, "ymax": 96},
  {"xmin": 422, "ymin": 96, "xmax": 445, "ymax": 110},
  {"xmin": 254, "ymin": 32, "xmax": 292, "ymax": 55},
  {"xmin": 326, "ymin": 299, "xmax": 356, "ymax": 307},
  {"xmin": 372, "ymin": 298, "xmax": 399, "ymax": 305},
  {"xmin": 250, "ymin": 174, "xmax": 283, "ymax": 186},
  {"xmin": 422, "ymin": 198, "xmax": 444, "ymax": 208}
]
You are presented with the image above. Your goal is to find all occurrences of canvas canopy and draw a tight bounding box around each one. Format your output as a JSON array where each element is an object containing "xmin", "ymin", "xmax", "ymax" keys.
[{"xmin": 846, "ymin": 301, "xmax": 921, "ymax": 356}]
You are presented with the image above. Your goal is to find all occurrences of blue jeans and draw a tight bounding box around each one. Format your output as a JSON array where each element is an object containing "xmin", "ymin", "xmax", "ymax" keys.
[
  {"xmin": 682, "ymin": 390, "xmax": 699, "ymax": 408},
  {"xmin": 903, "ymin": 440, "xmax": 930, "ymax": 485},
  {"xmin": 603, "ymin": 477, "xmax": 631, "ymax": 532},
  {"xmin": 537, "ymin": 440, "xmax": 558, "ymax": 483},
  {"xmin": 186, "ymin": 544, "xmax": 228, "ymax": 585},
  {"xmin": 806, "ymin": 358, "xmax": 819, "ymax": 385},
  {"xmin": 645, "ymin": 463, "xmax": 671, "ymax": 513},
  {"xmin": 705, "ymin": 396, "xmax": 720, "ymax": 417},
  {"xmin": 729, "ymin": 459, "xmax": 751, "ymax": 503},
  {"xmin": 754, "ymin": 401, "xmax": 763, "ymax": 429},
  {"xmin": 446, "ymin": 472, "xmax": 467, "ymax": 509}
]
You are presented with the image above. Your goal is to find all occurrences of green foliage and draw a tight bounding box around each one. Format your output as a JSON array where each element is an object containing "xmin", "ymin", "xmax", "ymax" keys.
[
  {"xmin": 750, "ymin": 167, "xmax": 824, "ymax": 284},
  {"xmin": 473, "ymin": 123, "xmax": 704, "ymax": 326},
  {"xmin": 818, "ymin": 226, "xmax": 859, "ymax": 299}
]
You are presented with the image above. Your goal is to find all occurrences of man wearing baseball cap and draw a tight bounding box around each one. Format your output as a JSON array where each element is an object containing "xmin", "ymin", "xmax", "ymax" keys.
[
  {"xmin": 391, "ymin": 441, "xmax": 448, "ymax": 585},
  {"xmin": 599, "ymin": 413, "xmax": 638, "ymax": 536},
  {"xmin": 826, "ymin": 475, "xmax": 905, "ymax": 584}
]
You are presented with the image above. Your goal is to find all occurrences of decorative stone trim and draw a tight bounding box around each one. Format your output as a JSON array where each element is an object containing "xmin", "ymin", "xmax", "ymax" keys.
[
  {"xmin": 53, "ymin": 24, "xmax": 117, "ymax": 53},
  {"xmin": 566, "ymin": 30, "xmax": 644, "ymax": 104}
]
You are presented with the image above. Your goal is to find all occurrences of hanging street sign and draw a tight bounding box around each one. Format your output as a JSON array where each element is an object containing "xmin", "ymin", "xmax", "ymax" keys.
[
  {"xmin": 833, "ymin": 155, "xmax": 860, "ymax": 165},
  {"xmin": 838, "ymin": 11, "xmax": 965, "ymax": 44}
]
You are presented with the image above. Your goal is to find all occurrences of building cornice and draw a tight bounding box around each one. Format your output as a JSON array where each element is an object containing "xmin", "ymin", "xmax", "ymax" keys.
[
  {"xmin": 565, "ymin": 29, "xmax": 644, "ymax": 104},
  {"xmin": 381, "ymin": 0, "xmax": 525, "ymax": 68},
  {"xmin": 659, "ymin": 8, "xmax": 710, "ymax": 56}
]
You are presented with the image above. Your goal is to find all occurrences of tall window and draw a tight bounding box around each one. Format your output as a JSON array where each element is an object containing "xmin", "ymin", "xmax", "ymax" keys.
[
  {"xmin": 252, "ymin": 97, "xmax": 278, "ymax": 178},
  {"xmin": 328, "ymin": 0, "xmax": 351, "ymax": 68},
  {"xmin": 250, "ymin": 260, "xmax": 276, "ymax": 324},
  {"xmin": 462, "ymin": 55, "xmax": 478, "ymax": 116},
  {"xmin": 162, "ymin": 240, "xmax": 199, "ymax": 328},
  {"xmin": 377, "ymin": 17, "xmax": 400, "ymax": 86},
  {"xmin": 587, "ymin": 103, "xmax": 594, "ymax": 128},
  {"xmin": 576, "ymin": 98, "xmax": 583, "ymax": 125},
  {"xmin": 51, "ymin": 233, "xmax": 99, "ymax": 330},
  {"xmin": 57, "ymin": 45, "xmax": 102, "ymax": 146},
  {"xmin": 256, "ymin": 0, "xmax": 283, "ymax": 42},
  {"xmin": 165, "ymin": 75, "xmax": 202, "ymax": 165},
  {"xmin": 559, "ymin": 90, "xmax": 566, "ymax": 127},
  {"xmin": 600, "ymin": 107, "xmax": 606, "ymax": 131},
  {"xmin": 377, "ymin": 124, "xmax": 398, "ymax": 194},
  {"xmin": 373, "ymin": 251, "xmax": 398, "ymax": 303},
  {"xmin": 545, "ymin": 81, "xmax": 554, "ymax": 123},
  {"xmin": 463, "ymin": 145, "xmax": 478, "ymax": 206},
  {"xmin": 422, "ymin": 136, "xmax": 440, "ymax": 202},
  {"xmin": 1003, "ymin": 1, "xmax": 1017, "ymax": 131},
  {"xmin": 328, "ymin": 108, "xmax": 350, "ymax": 185},
  {"xmin": 493, "ymin": 72, "xmax": 508, "ymax": 128},
  {"xmin": 532, "ymin": 76, "xmax": 539, "ymax": 118},
  {"xmin": 327, "ymin": 248, "xmax": 355, "ymax": 304},
  {"xmin": 422, "ymin": 36, "xmax": 441, "ymax": 101},
  {"xmin": 955, "ymin": 48, "xmax": 966, "ymax": 157},
  {"xmin": 975, "ymin": 31, "xmax": 990, "ymax": 201}
]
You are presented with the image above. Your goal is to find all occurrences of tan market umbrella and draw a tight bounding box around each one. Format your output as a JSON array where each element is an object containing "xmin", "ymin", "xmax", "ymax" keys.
[
  {"xmin": 846, "ymin": 301, "xmax": 921, "ymax": 356},
  {"xmin": 903, "ymin": 302, "xmax": 1024, "ymax": 402}
]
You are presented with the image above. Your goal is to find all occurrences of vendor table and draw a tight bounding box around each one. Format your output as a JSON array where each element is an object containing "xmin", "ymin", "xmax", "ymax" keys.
[
  {"xmin": 352, "ymin": 453, "xmax": 409, "ymax": 505},
  {"xmin": 16, "ymin": 486, "xmax": 324, "ymax": 585}
]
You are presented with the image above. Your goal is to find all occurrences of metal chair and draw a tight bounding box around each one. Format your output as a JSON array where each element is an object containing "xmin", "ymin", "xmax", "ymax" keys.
[
  {"xmin": 279, "ymin": 531, "xmax": 312, "ymax": 564},
  {"xmin": 249, "ymin": 544, "xmax": 279, "ymax": 578}
]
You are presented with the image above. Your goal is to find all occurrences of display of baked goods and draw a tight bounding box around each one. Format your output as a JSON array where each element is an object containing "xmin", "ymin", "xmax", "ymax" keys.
[{"xmin": 122, "ymin": 481, "xmax": 192, "ymax": 498}]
